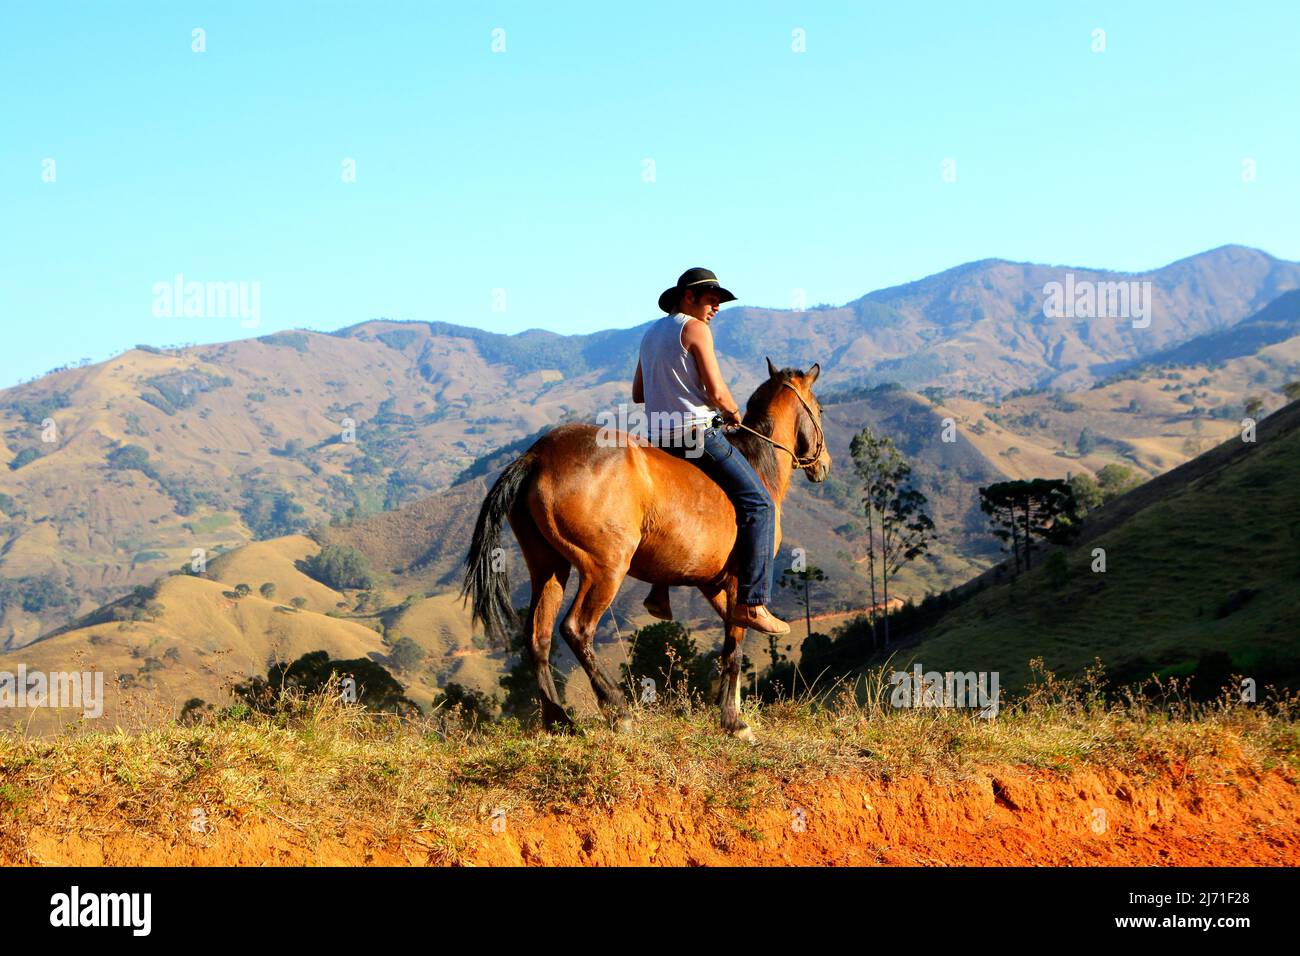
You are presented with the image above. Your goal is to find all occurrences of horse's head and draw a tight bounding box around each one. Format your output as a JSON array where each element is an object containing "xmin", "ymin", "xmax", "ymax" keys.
[{"xmin": 765, "ymin": 356, "xmax": 832, "ymax": 483}]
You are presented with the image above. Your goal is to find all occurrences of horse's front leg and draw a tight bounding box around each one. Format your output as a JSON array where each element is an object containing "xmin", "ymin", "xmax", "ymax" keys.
[
  {"xmin": 718, "ymin": 622, "xmax": 755, "ymax": 742},
  {"xmin": 701, "ymin": 583, "xmax": 756, "ymax": 742}
]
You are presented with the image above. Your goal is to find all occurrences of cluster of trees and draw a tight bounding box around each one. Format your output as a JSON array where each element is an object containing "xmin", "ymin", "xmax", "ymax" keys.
[
  {"xmin": 430, "ymin": 682, "xmax": 497, "ymax": 725},
  {"xmin": 299, "ymin": 543, "xmax": 375, "ymax": 590},
  {"xmin": 977, "ymin": 479, "xmax": 1082, "ymax": 572},
  {"xmin": 778, "ymin": 565, "xmax": 827, "ymax": 645},
  {"xmin": 375, "ymin": 329, "xmax": 422, "ymax": 351},
  {"xmin": 619, "ymin": 620, "xmax": 716, "ymax": 702},
  {"xmin": 140, "ymin": 371, "xmax": 231, "ymax": 415},
  {"xmin": 8, "ymin": 448, "xmax": 41, "ymax": 471},
  {"xmin": 849, "ymin": 427, "xmax": 934, "ymax": 646},
  {"xmin": 976, "ymin": 462, "xmax": 1145, "ymax": 575},
  {"xmin": 5, "ymin": 389, "xmax": 71, "ymax": 424},
  {"xmin": 232, "ymin": 650, "xmax": 418, "ymax": 716},
  {"xmin": 105, "ymin": 443, "xmax": 221, "ymax": 517},
  {"xmin": 257, "ymin": 332, "xmax": 311, "ymax": 352},
  {"xmin": 0, "ymin": 573, "xmax": 74, "ymax": 614},
  {"xmin": 108, "ymin": 443, "xmax": 156, "ymax": 475},
  {"xmin": 239, "ymin": 486, "xmax": 308, "ymax": 539},
  {"xmin": 1068, "ymin": 465, "xmax": 1141, "ymax": 509},
  {"xmin": 387, "ymin": 635, "xmax": 426, "ymax": 672}
]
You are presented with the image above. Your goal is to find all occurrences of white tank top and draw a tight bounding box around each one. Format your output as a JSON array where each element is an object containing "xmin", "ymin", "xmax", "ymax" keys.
[{"xmin": 639, "ymin": 312, "xmax": 714, "ymax": 443}]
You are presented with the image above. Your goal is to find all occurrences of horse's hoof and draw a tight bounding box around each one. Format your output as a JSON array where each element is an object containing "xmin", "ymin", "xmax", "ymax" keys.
[
  {"xmin": 725, "ymin": 725, "xmax": 757, "ymax": 744},
  {"xmin": 613, "ymin": 716, "xmax": 635, "ymax": 735}
]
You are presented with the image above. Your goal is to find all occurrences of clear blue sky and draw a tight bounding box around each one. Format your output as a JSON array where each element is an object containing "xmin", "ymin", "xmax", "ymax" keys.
[{"xmin": 2, "ymin": 1, "xmax": 1297, "ymax": 387}]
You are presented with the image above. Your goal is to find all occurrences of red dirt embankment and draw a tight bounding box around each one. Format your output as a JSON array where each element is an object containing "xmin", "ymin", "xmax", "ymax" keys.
[{"xmin": 16, "ymin": 759, "xmax": 1298, "ymax": 866}]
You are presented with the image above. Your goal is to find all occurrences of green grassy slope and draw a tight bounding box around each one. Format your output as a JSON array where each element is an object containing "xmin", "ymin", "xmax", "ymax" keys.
[{"xmin": 904, "ymin": 400, "xmax": 1300, "ymax": 693}]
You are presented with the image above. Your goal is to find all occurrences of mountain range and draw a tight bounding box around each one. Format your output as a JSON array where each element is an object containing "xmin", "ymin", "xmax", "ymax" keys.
[{"xmin": 2, "ymin": 244, "xmax": 1298, "ymax": 725}]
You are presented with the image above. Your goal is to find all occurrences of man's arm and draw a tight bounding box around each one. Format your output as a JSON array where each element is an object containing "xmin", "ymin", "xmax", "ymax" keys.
[
  {"xmin": 632, "ymin": 359, "xmax": 644, "ymax": 404},
  {"xmin": 682, "ymin": 319, "xmax": 742, "ymax": 424}
]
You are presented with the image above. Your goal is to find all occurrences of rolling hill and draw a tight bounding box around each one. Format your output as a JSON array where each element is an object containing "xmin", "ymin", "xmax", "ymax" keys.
[{"xmin": 878, "ymin": 397, "xmax": 1300, "ymax": 694}]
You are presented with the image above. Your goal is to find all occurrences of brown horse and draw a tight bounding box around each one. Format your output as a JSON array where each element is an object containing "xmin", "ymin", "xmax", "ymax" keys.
[{"xmin": 461, "ymin": 359, "xmax": 831, "ymax": 740}]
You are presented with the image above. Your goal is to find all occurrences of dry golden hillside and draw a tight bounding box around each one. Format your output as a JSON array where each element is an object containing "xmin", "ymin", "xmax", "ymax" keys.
[
  {"xmin": 0, "ymin": 325, "xmax": 628, "ymax": 642},
  {"xmin": 1, "ymin": 572, "xmax": 389, "ymax": 733},
  {"xmin": 204, "ymin": 535, "xmax": 347, "ymax": 613}
]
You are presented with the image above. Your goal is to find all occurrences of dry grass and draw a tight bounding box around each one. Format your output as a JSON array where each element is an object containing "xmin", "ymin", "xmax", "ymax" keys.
[{"xmin": 1, "ymin": 662, "xmax": 1295, "ymax": 864}]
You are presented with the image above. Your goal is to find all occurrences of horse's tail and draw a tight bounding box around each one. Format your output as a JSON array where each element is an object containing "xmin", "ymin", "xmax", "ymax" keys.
[{"xmin": 461, "ymin": 452, "xmax": 537, "ymax": 646}]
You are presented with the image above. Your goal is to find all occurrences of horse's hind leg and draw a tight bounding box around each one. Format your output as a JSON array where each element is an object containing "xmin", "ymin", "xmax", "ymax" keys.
[
  {"xmin": 513, "ymin": 515, "xmax": 574, "ymax": 732},
  {"xmin": 527, "ymin": 562, "xmax": 574, "ymax": 731},
  {"xmin": 560, "ymin": 567, "xmax": 632, "ymax": 733}
]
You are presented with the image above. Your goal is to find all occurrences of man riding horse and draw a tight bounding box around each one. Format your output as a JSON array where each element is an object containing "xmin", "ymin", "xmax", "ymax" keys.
[
  {"xmin": 633, "ymin": 267, "xmax": 790, "ymax": 635},
  {"xmin": 462, "ymin": 267, "xmax": 830, "ymax": 738}
]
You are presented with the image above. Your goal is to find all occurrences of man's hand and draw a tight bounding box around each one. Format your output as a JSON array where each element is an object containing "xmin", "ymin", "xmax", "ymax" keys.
[{"xmin": 720, "ymin": 406, "xmax": 742, "ymax": 427}]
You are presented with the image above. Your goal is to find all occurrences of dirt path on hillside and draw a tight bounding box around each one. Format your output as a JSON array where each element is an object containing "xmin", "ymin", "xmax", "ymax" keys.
[{"xmin": 9, "ymin": 759, "xmax": 1297, "ymax": 866}]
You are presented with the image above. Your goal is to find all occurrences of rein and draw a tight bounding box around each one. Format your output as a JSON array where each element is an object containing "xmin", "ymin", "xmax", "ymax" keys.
[{"xmin": 728, "ymin": 382, "xmax": 825, "ymax": 469}]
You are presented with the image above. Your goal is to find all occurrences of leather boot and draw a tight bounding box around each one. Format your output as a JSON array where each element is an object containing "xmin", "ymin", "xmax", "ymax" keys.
[{"xmin": 727, "ymin": 603, "xmax": 790, "ymax": 634}]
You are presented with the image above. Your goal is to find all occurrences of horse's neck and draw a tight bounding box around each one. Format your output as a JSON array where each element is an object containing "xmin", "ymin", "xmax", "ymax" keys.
[
  {"xmin": 741, "ymin": 395, "xmax": 797, "ymax": 505},
  {"xmin": 768, "ymin": 430, "xmax": 794, "ymax": 504}
]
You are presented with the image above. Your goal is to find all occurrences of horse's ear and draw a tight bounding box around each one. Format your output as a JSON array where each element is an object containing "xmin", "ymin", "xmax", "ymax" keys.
[
  {"xmin": 806, "ymin": 363, "xmax": 820, "ymax": 384},
  {"xmin": 766, "ymin": 356, "xmax": 778, "ymax": 378}
]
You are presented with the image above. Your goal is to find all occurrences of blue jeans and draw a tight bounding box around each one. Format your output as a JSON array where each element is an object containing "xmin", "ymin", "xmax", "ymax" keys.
[{"xmin": 658, "ymin": 426, "xmax": 774, "ymax": 605}]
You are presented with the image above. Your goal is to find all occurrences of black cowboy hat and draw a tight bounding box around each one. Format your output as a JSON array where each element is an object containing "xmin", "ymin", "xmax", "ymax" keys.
[{"xmin": 658, "ymin": 267, "xmax": 737, "ymax": 314}]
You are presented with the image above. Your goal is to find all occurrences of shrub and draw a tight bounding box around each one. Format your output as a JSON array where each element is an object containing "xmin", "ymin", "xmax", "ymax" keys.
[
  {"xmin": 107, "ymin": 444, "xmax": 153, "ymax": 473},
  {"xmin": 620, "ymin": 621, "xmax": 713, "ymax": 703},
  {"xmin": 301, "ymin": 544, "xmax": 375, "ymax": 590},
  {"xmin": 431, "ymin": 682, "xmax": 497, "ymax": 726},
  {"xmin": 1096, "ymin": 464, "xmax": 1140, "ymax": 501},
  {"xmin": 179, "ymin": 697, "xmax": 211, "ymax": 724},
  {"xmin": 388, "ymin": 635, "xmax": 426, "ymax": 672},
  {"xmin": 9, "ymin": 448, "xmax": 41, "ymax": 471},
  {"xmin": 238, "ymin": 487, "xmax": 307, "ymax": 539},
  {"xmin": 0, "ymin": 574, "xmax": 74, "ymax": 613},
  {"xmin": 232, "ymin": 650, "xmax": 417, "ymax": 716},
  {"xmin": 258, "ymin": 332, "xmax": 310, "ymax": 352}
]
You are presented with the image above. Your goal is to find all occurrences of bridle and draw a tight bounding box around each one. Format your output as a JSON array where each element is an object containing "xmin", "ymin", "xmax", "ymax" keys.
[{"xmin": 729, "ymin": 382, "xmax": 825, "ymax": 470}]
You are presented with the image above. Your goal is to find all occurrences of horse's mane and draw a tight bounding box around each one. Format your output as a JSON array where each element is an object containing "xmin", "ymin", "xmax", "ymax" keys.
[{"xmin": 728, "ymin": 367, "xmax": 815, "ymax": 492}]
